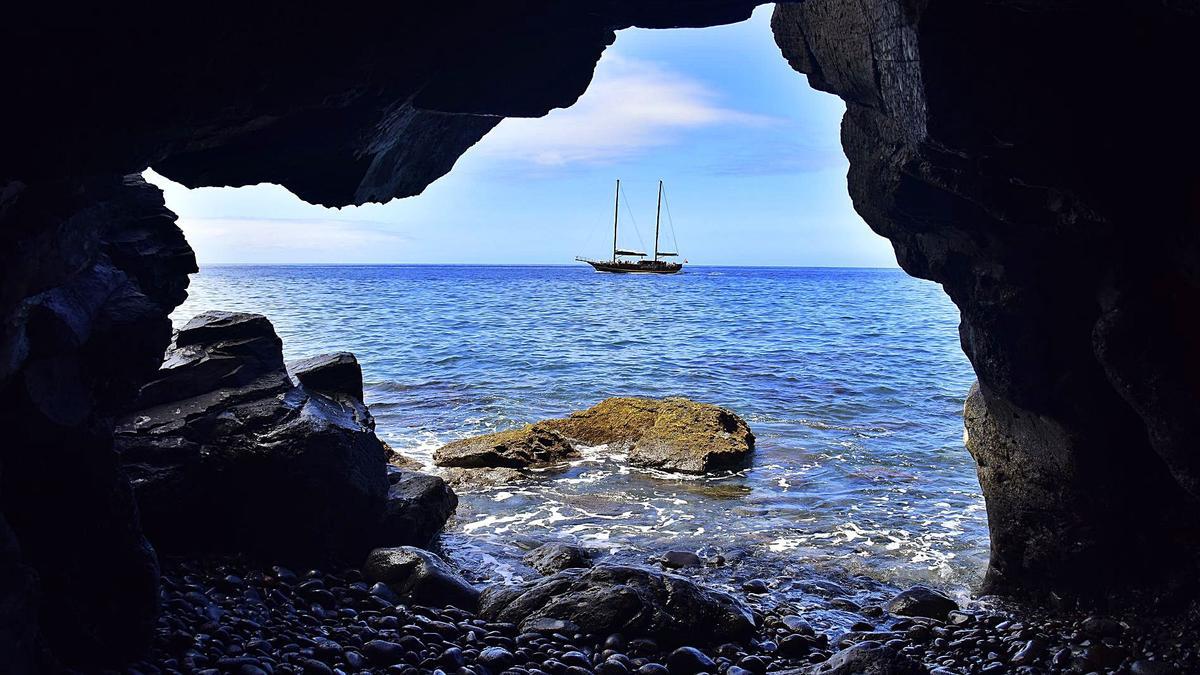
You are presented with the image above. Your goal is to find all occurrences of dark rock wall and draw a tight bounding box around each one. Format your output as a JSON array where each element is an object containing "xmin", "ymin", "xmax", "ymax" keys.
[
  {"xmin": 772, "ymin": 0, "xmax": 1200, "ymax": 598},
  {"xmin": 0, "ymin": 176, "xmax": 196, "ymax": 668},
  {"xmin": 1, "ymin": 3, "xmax": 775, "ymax": 668},
  {"xmin": 2, "ymin": 0, "xmax": 1198, "ymax": 668}
]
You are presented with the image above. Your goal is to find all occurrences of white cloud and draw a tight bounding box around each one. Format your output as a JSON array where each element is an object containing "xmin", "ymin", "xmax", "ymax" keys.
[
  {"xmin": 476, "ymin": 55, "xmax": 774, "ymax": 167},
  {"xmin": 178, "ymin": 217, "xmax": 412, "ymax": 263}
]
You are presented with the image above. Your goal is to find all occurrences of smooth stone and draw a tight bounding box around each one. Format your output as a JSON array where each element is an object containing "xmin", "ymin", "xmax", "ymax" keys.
[
  {"xmin": 665, "ymin": 647, "xmax": 715, "ymax": 675},
  {"xmin": 660, "ymin": 551, "xmax": 703, "ymax": 569},
  {"xmin": 886, "ymin": 586, "xmax": 959, "ymax": 621},
  {"xmin": 363, "ymin": 547, "xmax": 480, "ymax": 611}
]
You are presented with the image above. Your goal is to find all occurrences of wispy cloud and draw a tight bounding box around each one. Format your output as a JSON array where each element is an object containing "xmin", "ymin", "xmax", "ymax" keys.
[
  {"xmin": 476, "ymin": 54, "xmax": 774, "ymax": 167},
  {"xmin": 178, "ymin": 217, "xmax": 413, "ymax": 263}
]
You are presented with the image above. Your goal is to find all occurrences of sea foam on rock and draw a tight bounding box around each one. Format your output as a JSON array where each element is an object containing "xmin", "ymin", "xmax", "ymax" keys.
[
  {"xmin": 479, "ymin": 564, "xmax": 756, "ymax": 647},
  {"xmin": 115, "ymin": 311, "xmax": 454, "ymax": 563}
]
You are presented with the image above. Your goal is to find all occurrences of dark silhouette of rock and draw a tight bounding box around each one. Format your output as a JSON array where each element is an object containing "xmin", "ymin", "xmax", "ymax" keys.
[
  {"xmin": 886, "ymin": 586, "xmax": 958, "ymax": 621},
  {"xmin": 434, "ymin": 424, "xmax": 579, "ymax": 469},
  {"xmin": 3, "ymin": 0, "xmax": 1200, "ymax": 668},
  {"xmin": 380, "ymin": 467, "xmax": 458, "ymax": 548},
  {"xmin": 772, "ymin": 1, "xmax": 1200, "ymax": 597},
  {"xmin": 479, "ymin": 565, "xmax": 755, "ymax": 647},
  {"xmin": 542, "ymin": 397, "xmax": 755, "ymax": 473},
  {"xmin": 115, "ymin": 312, "xmax": 448, "ymax": 565},
  {"xmin": 290, "ymin": 351, "xmax": 365, "ymax": 401},
  {"xmin": 0, "ymin": 175, "xmax": 193, "ymax": 668},
  {"xmin": 363, "ymin": 546, "xmax": 480, "ymax": 611},
  {"xmin": 523, "ymin": 543, "xmax": 596, "ymax": 575}
]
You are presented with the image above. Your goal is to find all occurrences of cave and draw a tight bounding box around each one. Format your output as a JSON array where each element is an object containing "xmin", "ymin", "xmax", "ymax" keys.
[{"xmin": 3, "ymin": 0, "xmax": 1199, "ymax": 671}]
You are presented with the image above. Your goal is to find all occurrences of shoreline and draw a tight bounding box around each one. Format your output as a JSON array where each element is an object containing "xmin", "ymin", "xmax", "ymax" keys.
[{"xmin": 131, "ymin": 554, "xmax": 1198, "ymax": 675}]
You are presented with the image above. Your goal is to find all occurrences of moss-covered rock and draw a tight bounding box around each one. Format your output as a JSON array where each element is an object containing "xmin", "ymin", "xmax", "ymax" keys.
[
  {"xmin": 433, "ymin": 424, "xmax": 579, "ymax": 469},
  {"xmin": 543, "ymin": 397, "xmax": 754, "ymax": 474}
]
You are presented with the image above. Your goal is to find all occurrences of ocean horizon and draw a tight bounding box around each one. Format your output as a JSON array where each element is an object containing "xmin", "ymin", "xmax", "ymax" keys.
[{"xmin": 172, "ymin": 264, "xmax": 984, "ymax": 597}]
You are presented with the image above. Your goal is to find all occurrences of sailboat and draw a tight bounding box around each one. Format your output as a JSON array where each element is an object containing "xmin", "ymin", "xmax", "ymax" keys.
[{"xmin": 576, "ymin": 179, "xmax": 684, "ymax": 274}]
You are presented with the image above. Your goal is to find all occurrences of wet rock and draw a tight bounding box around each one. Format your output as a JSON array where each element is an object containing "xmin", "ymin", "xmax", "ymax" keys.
[
  {"xmin": 660, "ymin": 551, "xmax": 703, "ymax": 569},
  {"xmin": 479, "ymin": 564, "xmax": 754, "ymax": 647},
  {"xmin": 114, "ymin": 312, "xmax": 398, "ymax": 563},
  {"xmin": 524, "ymin": 543, "xmax": 595, "ymax": 575},
  {"xmin": 811, "ymin": 642, "xmax": 928, "ymax": 675},
  {"xmin": 363, "ymin": 546, "xmax": 480, "ymax": 611},
  {"xmin": 542, "ymin": 397, "xmax": 754, "ymax": 473},
  {"xmin": 433, "ymin": 424, "xmax": 579, "ymax": 469},
  {"xmin": 479, "ymin": 646, "xmax": 516, "ymax": 670},
  {"xmin": 886, "ymin": 586, "xmax": 958, "ymax": 621},
  {"xmin": 378, "ymin": 468, "xmax": 457, "ymax": 548},
  {"xmin": 666, "ymin": 646, "xmax": 716, "ymax": 674},
  {"xmin": 741, "ymin": 579, "xmax": 769, "ymax": 594},
  {"xmin": 289, "ymin": 351, "xmax": 364, "ymax": 400}
]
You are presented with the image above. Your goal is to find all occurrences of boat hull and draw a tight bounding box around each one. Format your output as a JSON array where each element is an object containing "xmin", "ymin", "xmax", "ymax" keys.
[{"xmin": 584, "ymin": 260, "xmax": 683, "ymax": 274}]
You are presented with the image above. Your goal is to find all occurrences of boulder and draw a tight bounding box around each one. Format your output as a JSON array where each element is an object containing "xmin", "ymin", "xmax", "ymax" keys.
[
  {"xmin": 379, "ymin": 467, "xmax": 458, "ymax": 548},
  {"xmin": 433, "ymin": 424, "xmax": 579, "ymax": 469},
  {"xmin": 363, "ymin": 547, "xmax": 480, "ymax": 611},
  {"xmin": 886, "ymin": 586, "xmax": 958, "ymax": 621},
  {"xmin": 543, "ymin": 397, "xmax": 754, "ymax": 473},
  {"xmin": 479, "ymin": 565, "xmax": 755, "ymax": 647},
  {"xmin": 810, "ymin": 642, "xmax": 928, "ymax": 675},
  {"xmin": 523, "ymin": 543, "xmax": 595, "ymax": 575},
  {"xmin": 115, "ymin": 312, "xmax": 451, "ymax": 564},
  {"xmin": 289, "ymin": 351, "xmax": 365, "ymax": 401},
  {"xmin": 134, "ymin": 311, "xmax": 290, "ymax": 408}
]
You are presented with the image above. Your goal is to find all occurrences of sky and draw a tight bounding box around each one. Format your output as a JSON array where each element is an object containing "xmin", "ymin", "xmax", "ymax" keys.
[{"xmin": 146, "ymin": 5, "xmax": 898, "ymax": 268}]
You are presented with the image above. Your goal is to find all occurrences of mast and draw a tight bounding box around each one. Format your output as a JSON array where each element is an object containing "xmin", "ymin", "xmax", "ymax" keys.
[
  {"xmin": 612, "ymin": 178, "xmax": 620, "ymax": 262},
  {"xmin": 653, "ymin": 179, "xmax": 663, "ymax": 262}
]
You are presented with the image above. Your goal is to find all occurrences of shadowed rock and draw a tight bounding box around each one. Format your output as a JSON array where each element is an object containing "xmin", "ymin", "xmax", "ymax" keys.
[
  {"xmin": 479, "ymin": 564, "xmax": 755, "ymax": 647},
  {"xmin": 380, "ymin": 467, "xmax": 458, "ymax": 549},
  {"xmin": 886, "ymin": 586, "xmax": 958, "ymax": 621},
  {"xmin": 290, "ymin": 351, "xmax": 364, "ymax": 401},
  {"xmin": 363, "ymin": 547, "xmax": 480, "ymax": 611},
  {"xmin": 115, "ymin": 312, "xmax": 453, "ymax": 564},
  {"xmin": 810, "ymin": 642, "xmax": 928, "ymax": 675}
]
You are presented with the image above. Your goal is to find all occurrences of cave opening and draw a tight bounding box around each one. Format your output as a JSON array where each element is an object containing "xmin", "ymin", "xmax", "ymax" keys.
[
  {"xmin": 6, "ymin": 1, "xmax": 1200, "ymax": 671},
  {"xmin": 141, "ymin": 5, "xmax": 985, "ymax": 599}
]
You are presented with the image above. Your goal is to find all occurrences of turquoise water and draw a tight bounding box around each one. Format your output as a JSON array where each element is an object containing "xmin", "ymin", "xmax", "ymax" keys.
[{"xmin": 172, "ymin": 265, "xmax": 985, "ymax": 593}]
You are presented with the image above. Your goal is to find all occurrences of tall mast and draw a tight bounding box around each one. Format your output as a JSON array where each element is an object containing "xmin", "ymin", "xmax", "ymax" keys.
[
  {"xmin": 653, "ymin": 179, "xmax": 663, "ymax": 262},
  {"xmin": 612, "ymin": 178, "xmax": 620, "ymax": 263}
]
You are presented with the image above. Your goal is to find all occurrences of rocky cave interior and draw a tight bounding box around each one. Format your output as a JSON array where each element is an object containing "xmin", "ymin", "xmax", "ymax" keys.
[{"xmin": 3, "ymin": 0, "xmax": 1200, "ymax": 671}]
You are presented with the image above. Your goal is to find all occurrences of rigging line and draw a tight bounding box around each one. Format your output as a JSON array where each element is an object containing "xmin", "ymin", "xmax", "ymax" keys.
[
  {"xmin": 662, "ymin": 185, "xmax": 680, "ymax": 254},
  {"xmin": 619, "ymin": 182, "xmax": 649, "ymax": 252}
]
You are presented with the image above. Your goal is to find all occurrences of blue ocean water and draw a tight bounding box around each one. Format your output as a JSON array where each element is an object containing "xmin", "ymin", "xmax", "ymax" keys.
[{"xmin": 172, "ymin": 265, "xmax": 985, "ymax": 593}]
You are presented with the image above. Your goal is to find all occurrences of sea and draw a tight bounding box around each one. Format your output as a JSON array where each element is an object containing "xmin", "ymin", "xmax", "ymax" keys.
[{"xmin": 171, "ymin": 265, "xmax": 986, "ymax": 607}]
